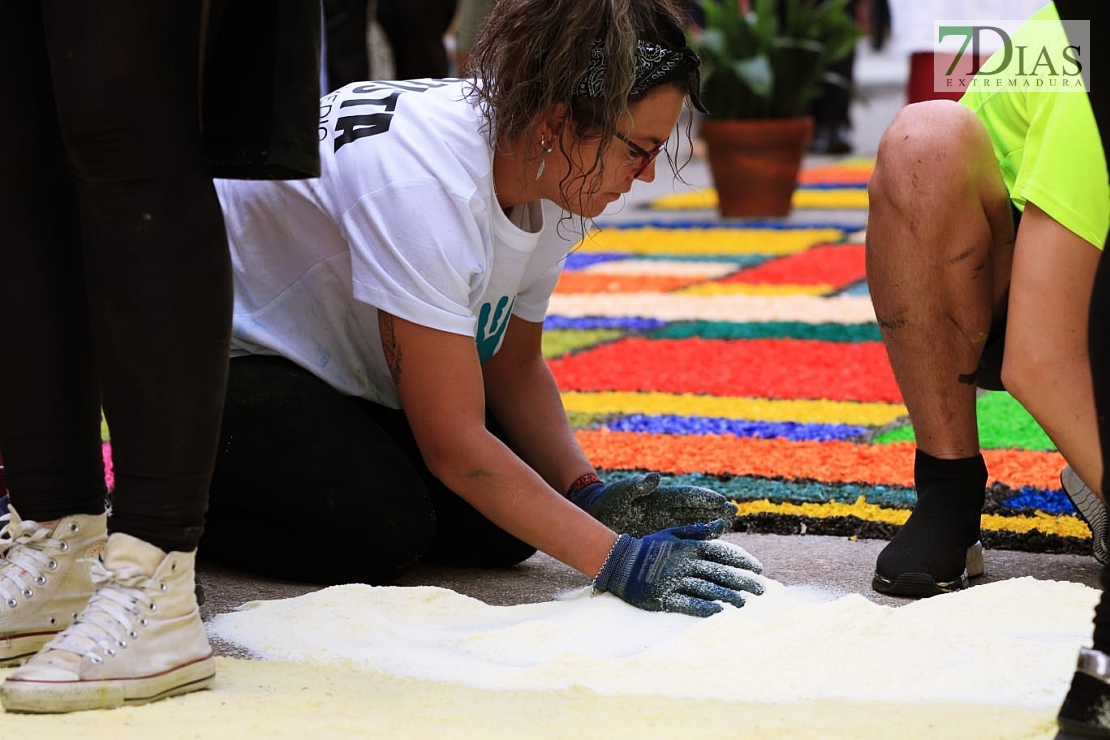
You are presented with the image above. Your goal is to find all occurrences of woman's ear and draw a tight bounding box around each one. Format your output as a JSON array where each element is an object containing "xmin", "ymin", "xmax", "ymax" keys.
[{"xmin": 544, "ymin": 103, "xmax": 568, "ymax": 141}]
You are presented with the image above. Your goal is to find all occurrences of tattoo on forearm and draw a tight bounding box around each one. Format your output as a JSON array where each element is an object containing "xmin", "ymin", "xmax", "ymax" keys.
[{"xmin": 380, "ymin": 313, "xmax": 402, "ymax": 386}]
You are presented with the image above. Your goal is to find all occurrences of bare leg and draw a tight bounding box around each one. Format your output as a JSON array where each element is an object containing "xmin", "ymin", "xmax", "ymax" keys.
[
  {"xmin": 866, "ymin": 101, "xmax": 1015, "ymax": 596},
  {"xmin": 1003, "ymin": 203, "xmax": 1102, "ymax": 497},
  {"xmin": 867, "ymin": 100, "xmax": 1015, "ymax": 458}
]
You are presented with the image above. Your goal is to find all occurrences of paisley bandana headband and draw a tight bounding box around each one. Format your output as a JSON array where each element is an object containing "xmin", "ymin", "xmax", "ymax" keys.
[{"xmin": 574, "ymin": 39, "xmax": 707, "ymax": 112}]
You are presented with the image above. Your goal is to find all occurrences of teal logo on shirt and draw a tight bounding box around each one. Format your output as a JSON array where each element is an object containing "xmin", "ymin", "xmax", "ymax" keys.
[{"xmin": 476, "ymin": 296, "xmax": 515, "ymax": 362}]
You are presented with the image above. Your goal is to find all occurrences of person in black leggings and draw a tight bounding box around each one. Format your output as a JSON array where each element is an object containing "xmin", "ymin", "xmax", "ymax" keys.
[
  {"xmin": 0, "ymin": 0, "xmax": 317, "ymax": 715},
  {"xmin": 1054, "ymin": 3, "xmax": 1110, "ymax": 736}
]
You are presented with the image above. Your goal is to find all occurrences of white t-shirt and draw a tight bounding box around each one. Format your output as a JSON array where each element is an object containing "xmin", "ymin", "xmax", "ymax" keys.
[{"xmin": 217, "ymin": 79, "xmax": 578, "ymax": 409}]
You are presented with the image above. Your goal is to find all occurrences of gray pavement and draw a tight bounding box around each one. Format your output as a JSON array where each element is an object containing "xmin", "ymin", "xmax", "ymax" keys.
[{"xmin": 197, "ymin": 43, "xmax": 1105, "ymax": 653}]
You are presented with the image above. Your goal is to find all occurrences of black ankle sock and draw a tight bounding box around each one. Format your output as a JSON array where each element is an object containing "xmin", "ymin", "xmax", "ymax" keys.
[
  {"xmin": 914, "ymin": 450, "xmax": 989, "ymax": 500},
  {"xmin": 876, "ymin": 450, "xmax": 987, "ymax": 580}
]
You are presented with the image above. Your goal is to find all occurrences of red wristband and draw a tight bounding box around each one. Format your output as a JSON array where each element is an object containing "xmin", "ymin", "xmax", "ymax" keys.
[{"xmin": 566, "ymin": 473, "xmax": 601, "ymax": 499}]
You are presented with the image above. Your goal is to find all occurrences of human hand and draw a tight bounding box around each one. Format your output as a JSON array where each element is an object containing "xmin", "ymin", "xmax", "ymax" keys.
[
  {"xmin": 568, "ymin": 472, "xmax": 736, "ymax": 538},
  {"xmin": 593, "ymin": 519, "xmax": 764, "ymax": 617}
]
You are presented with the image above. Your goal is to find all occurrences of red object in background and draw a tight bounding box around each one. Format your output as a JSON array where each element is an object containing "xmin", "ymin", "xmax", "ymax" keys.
[{"xmin": 907, "ymin": 51, "xmax": 987, "ymax": 104}]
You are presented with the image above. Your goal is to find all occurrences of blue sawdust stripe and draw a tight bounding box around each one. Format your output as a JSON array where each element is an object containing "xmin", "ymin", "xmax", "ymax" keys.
[
  {"xmin": 648, "ymin": 321, "xmax": 882, "ymax": 342},
  {"xmin": 562, "ymin": 252, "xmax": 772, "ymax": 269},
  {"xmin": 606, "ymin": 414, "xmax": 870, "ymax": 442},
  {"xmin": 839, "ymin": 280, "xmax": 871, "ymax": 297},
  {"xmin": 635, "ymin": 253, "xmax": 772, "ymax": 266},
  {"xmin": 595, "ymin": 219, "xmax": 862, "ymax": 232},
  {"xmin": 1001, "ymin": 487, "xmax": 1075, "ymax": 514},
  {"xmin": 543, "ymin": 316, "xmax": 668, "ymax": 331},
  {"xmin": 563, "ymin": 253, "xmax": 627, "ymax": 270},
  {"xmin": 799, "ymin": 183, "xmax": 868, "ymax": 190}
]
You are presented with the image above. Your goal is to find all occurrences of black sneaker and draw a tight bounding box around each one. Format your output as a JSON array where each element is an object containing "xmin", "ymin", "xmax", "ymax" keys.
[
  {"xmin": 871, "ymin": 482, "xmax": 985, "ymax": 598},
  {"xmin": 1061, "ymin": 466, "xmax": 1108, "ymax": 565},
  {"xmin": 1057, "ymin": 648, "xmax": 1110, "ymax": 738},
  {"xmin": 872, "ymin": 541, "xmax": 983, "ymax": 597}
]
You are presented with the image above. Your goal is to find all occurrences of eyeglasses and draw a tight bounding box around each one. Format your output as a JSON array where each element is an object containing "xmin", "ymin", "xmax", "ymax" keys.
[{"xmin": 615, "ymin": 132, "xmax": 666, "ymax": 178}]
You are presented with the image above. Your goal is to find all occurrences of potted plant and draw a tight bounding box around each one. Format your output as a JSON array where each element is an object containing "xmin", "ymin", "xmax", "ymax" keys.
[{"xmin": 691, "ymin": 0, "xmax": 861, "ymax": 217}]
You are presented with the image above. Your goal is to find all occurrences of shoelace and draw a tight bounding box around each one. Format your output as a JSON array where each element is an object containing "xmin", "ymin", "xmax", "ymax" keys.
[
  {"xmin": 0, "ymin": 508, "xmax": 67, "ymax": 608},
  {"xmin": 43, "ymin": 560, "xmax": 156, "ymax": 664}
]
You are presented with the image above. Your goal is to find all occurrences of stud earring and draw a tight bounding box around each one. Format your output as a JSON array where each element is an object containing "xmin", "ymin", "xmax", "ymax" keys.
[{"xmin": 535, "ymin": 135, "xmax": 554, "ymax": 181}]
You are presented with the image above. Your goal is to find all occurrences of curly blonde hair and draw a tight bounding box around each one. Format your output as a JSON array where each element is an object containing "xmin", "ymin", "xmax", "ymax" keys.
[{"xmin": 466, "ymin": 0, "xmax": 699, "ymax": 207}]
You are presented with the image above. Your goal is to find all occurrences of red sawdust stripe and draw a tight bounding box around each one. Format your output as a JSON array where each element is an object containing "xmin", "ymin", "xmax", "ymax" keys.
[
  {"xmin": 550, "ymin": 337, "xmax": 903, "ymax": 403},
  {"xmin": 575, "ymin": 430, "xmax": 1065, "ymax": 490},
  {"xmin": 721, "ymin": 244, "xmax": 865, "ymax": 288},
  {"xmin": 553, "ymin": 273, "xmax": 703, "ymax": 294}
]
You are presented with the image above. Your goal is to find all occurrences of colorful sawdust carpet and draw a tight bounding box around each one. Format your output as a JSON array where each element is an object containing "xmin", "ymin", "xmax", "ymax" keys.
[{"xmin": 546, "ymin": 219, "xmax": 1091, "ymax": 556}]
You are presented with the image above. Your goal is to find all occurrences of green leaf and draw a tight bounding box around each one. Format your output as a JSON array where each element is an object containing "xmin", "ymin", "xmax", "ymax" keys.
[
  {"xmin": 693, "ymin": 0, "xmax": 862, "ymax": 119},
  {"xmin": 731, "ymin": 55, "xmax": 774, "ymax": 98}
]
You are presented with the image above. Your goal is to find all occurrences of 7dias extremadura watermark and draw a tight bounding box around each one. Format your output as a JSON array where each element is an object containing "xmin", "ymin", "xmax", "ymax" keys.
[{"xmin": 931, "ymin": 18, "xmax": 1090, "ymax": 94}]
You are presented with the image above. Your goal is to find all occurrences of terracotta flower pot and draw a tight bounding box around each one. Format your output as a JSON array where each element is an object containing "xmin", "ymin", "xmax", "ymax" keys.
[{"xmin": 699, "ymin": 117, "xmax": 815, "ymax": 218}]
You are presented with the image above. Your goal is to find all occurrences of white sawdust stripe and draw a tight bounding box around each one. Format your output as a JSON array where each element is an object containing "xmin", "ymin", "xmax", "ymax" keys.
[
  {"xmin": 578, "ymin": 259, "xmax": 740, "ymax": 278},
  {"xmin": 547, "ymin": 292, "xmax": 878, "ymax": 323}
]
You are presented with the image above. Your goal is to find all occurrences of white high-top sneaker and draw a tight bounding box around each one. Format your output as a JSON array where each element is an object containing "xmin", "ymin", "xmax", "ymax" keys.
[
  {"xmin": 0, "ymin": 507, "xmax": 107, "ymax": 666},
  {"xmin": 0, "ymin": 533, "xmax": 215, "ymax": 713}
]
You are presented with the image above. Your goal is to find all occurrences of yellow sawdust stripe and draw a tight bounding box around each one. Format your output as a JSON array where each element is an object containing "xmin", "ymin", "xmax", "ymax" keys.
[
  {"xmin": 647, "ymin": 188, "xmax": 869, "ymax": 211},
  {"xmin": 574, "ymin": 227, "xmax": 845, "ymax": 256},
  {"xmin": 793, "ymin": 188, "xmax": 870, "ymax": 210},
  {"xmin": 735, "ymin": 498, "xmax": 1092, "ymax": 539},
  {"xmin": 677, "ymin": 282, "xmax": 834, "ymax": 297},
  {"xmin": 561, "ymin": 391, "xmax": 908, "ymax": 426}
]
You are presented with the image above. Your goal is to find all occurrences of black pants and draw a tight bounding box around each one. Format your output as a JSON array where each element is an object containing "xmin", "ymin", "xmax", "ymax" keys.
[
  {"xmin": 322, "ymin": 0, "xmax": 371, "ymax": 91},
  {"xmin": 0, "ymin": 2, "xmax": 231, "ymax": 553},
  {"xmin": 1055, "ymin": 0, "xmax": 1110, "ymax": 651},
  {"xmin": 202, "ymin": 355, "xmax": 536, "ymax": 585},
  {"xmin": 376, "ymin": 0, "xmax": 459, "ymax": 79}
]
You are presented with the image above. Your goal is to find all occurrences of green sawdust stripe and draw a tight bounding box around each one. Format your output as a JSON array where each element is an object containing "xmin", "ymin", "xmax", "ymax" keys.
[
  {"xmin": 648, "ymin": 321, "xmax": 882, "ymax": 342},
  {"xmin": 542, "ymin": 329, "xmax": 624, "ymax": 359},
  {"xmin": 643, "ymin": 472, "xmax": 918, "ymax": 507},
  {"xmin": 874, "ymin": 391, "xmax": 1056, "ymax": 451},
  {"xmin": 628, "ymin": 471, "xmax": 1071, "ymax": 515},
  {"xmin": 567, "ymin": 411, "xmax": 609, "ymax": 428}
]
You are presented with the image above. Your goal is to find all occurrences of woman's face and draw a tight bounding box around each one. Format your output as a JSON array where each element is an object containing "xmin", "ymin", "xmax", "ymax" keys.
[{"xmin": 551, "ymin": 85, "xmax": 687, "ymax": 218}]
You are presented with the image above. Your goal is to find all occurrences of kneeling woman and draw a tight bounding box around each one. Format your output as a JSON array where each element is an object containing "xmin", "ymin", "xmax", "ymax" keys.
[{"xmin": 204, "ymin": 0, "xmax": 763, "ymax": 617}]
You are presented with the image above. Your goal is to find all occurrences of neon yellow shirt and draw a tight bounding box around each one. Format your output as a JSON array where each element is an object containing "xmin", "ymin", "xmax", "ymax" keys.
[{"xmin": 960, "ymin": 2, "xmax": 1109, "ymax": 248}]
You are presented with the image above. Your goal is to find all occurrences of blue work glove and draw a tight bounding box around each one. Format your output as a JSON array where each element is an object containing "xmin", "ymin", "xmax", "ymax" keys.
[
  {"xmin": 569, "ymin": 472, "xmax": 736, "ymax": 538},
  {"xmin": 593, "ymin": 519, "xmax": 764, "ymax": 617}
]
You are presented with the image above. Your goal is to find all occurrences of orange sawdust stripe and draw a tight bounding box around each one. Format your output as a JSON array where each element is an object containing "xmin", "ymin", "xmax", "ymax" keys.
[
  {"xmin": 575, "ymin": 430, "xmax": 1065, "ymax": 490},
  {"xmin": 733, "ymin": 498, "xmax": 1091, "ymax": 539},
  {"xmin": 798, "ymin": 159, "xmax": 874, "ymax": 185},
  {"xmin": 553, "ymin": 273, "xmax": 704, "ymax": 294}
]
